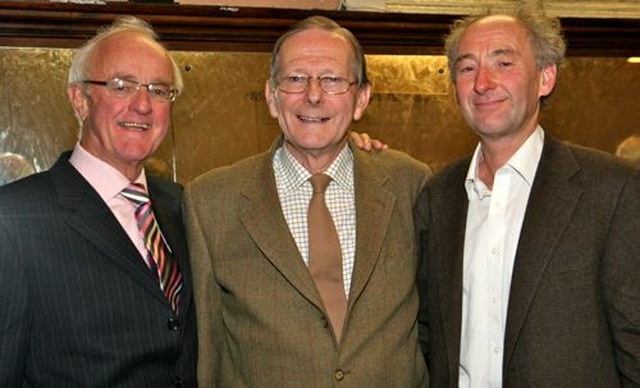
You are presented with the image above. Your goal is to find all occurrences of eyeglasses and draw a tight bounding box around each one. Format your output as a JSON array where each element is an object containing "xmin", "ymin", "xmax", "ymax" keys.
[
  {"xmin": 276, "ymin": 75, "xmax": 357, "ymax": 95},
  {"xmin": 82, "ymin": 78, "xmax": 178, "ymax": 102}
]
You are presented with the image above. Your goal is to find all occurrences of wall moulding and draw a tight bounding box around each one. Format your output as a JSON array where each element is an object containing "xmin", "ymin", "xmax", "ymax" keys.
[
  {"xmin": 0, "ymin": 1, "xmax": 640, "ymax": 56},
  {"xmin": 380, "ymin": 0, "xmax": 640, "ymax": 19}
]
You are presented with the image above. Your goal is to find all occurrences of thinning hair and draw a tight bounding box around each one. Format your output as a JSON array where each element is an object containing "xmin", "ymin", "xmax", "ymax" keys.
[
  {"xmin": 444, "ymin": 2, "xmax": 566, "ymax": 82},
  {"xmin": 67, "ymin": 15, "xmax": 183, "ymax": 94},
  {"xmin": 615, "ymin": 134, "xmax": 640, "ymax": 168},
  {"xmin": 268, "ymin": 15, "xmax": 369, "ymax": 89}
]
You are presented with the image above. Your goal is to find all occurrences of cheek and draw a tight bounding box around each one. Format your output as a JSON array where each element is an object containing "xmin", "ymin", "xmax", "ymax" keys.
[
  {"xmin": 92, "ymin": 98, "xmax": 126, "ymax": 122},
  {"xmin": 455, "ymin": 91, "xmax": 468, "ymax": 110},
  {"xmin": 266, "ymin": 96, "xmax": 279, "ymax": 118},
  {"xmin": 453, "ymin": 82, "xmax": 467, "ymax": 101}
]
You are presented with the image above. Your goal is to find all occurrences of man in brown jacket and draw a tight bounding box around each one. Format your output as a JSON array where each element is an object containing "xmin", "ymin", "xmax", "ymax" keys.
[{"xmin": 184, "ymin": 15, "xmax": 430, "ymax": 388}]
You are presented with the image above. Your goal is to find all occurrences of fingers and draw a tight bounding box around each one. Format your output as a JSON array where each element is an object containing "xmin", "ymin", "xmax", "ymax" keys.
[
  {"xmin": 372, "ymin": 139, "xmax": 389, "ymax": 151},
  {"xmin": 350, "ymin": 132, "xmax": 372, "ymax": 151},
  {"xmin": 350, "ymin": 132, "xmax": 389, "ymax": 152}
]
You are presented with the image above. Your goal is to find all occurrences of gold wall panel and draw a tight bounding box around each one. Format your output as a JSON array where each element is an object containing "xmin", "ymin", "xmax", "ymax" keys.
[{"xmin": 1, "ymin": 47, "xmax": 640, "ymax": 184}]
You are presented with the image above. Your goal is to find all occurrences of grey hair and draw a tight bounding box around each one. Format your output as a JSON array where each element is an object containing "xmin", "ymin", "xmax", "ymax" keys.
[
  {"xmin": 67, "ymin": 15, "xmax": 183, "ymax": 94},
  {"xmin": 444, "ymin": 1, "xmax": 566, "ymax": 82},
  {"xmin": 268, "ymin": 15, "xmax": 369, "ymax": 89}
]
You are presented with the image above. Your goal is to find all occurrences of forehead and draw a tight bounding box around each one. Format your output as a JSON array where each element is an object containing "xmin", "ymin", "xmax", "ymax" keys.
[
  {"xmin": 89, "ymin": 32, "xmax": 174, "ymax": 80},
  {"xmin": 279, "ymin": 28, "xmax": 353, "ymax": 67},
  {"xmin": 459, "ymin": 15, "xmax": 530, "ymax": 55}
]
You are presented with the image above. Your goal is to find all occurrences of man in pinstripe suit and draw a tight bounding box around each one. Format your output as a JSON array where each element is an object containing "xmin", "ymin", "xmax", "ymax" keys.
[{"xmin": 0, "ymin": 16, "xmax": 196, "ymax": 387}]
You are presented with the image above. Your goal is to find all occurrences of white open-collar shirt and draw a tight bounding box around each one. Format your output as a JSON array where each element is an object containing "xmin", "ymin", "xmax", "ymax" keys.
[{"xmin": 460, "ymin": 126, "xmax": 544, "ymax": 388}]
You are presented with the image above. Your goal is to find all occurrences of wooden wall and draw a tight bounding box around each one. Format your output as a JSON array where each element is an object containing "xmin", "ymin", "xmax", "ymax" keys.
[{"xmin": 1, "ymin": 2, "xmax": 639, "ymax": 183}]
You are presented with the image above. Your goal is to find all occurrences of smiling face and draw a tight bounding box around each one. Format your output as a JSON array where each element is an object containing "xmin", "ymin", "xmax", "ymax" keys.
[
  {"xmin": 67, "ymin": 32, "xmax": 175, "ymax": 180},
  {"xmin": 265, "ymin": 28, "xmax": 370, "ymax": 172},
  {"xmin": 452, "ymin": 16, "xmax": 556, "ymax": 145}
]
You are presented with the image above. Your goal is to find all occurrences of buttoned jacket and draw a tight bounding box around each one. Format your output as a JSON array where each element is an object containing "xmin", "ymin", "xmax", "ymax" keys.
[
  {"xmin": 0, "ymin": 152, "xmax": 197, "ymax": 387},
  {"xmin": 184, "ymin": 136, "xmax": 431, "ymax": 387}
]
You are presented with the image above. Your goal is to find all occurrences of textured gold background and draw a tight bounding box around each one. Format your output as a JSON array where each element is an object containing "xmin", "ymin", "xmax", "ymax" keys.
[{"xmin": 1, "ymin": 47, "xmax": 639, "ymax": 183}]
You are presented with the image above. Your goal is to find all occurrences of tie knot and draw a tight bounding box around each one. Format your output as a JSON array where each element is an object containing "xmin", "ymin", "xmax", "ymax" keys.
[
  {"xmin": 310, "ymin": 174, "xmax": 332, "ymax": 194},
  {"xmin": 121, "ymin": 183, "xmax": 150, "ymax": 205}
]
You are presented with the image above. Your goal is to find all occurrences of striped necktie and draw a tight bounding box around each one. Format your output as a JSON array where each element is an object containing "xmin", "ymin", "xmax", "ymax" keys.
[{"xmin": 121, "ymin": 183, "xmax": 183, "ymax": 314}]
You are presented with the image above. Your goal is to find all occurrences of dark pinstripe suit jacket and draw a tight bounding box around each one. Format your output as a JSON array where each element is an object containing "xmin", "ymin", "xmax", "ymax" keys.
[
  {"xmin": 415, "ymin": 133, "xmax": 640, "ymax": 387},
  {"xmin": 0, "ymin": 152, "xmax": 197, "ymax": 387}
]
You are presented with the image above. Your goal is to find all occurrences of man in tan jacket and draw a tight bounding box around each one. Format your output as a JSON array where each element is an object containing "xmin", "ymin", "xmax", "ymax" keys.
[{"xmin": 184, "ymin": 15, "xmax": 430, "ymax": 388}]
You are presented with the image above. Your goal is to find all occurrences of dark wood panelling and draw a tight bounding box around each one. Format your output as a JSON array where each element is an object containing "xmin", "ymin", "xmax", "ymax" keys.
[{"xmin": 1, "ymin": 2, "xmax": 639, "ymax": 56}]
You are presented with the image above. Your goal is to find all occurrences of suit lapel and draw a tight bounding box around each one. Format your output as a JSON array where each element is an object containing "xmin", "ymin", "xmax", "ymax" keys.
[
  {"xmin": 50, "ymin": 156, "xmax": 168, "ymax": 305},
  {"xmin": 434, "ymin": 161, "xmax": 469, "ymax": 371},
  {"xmin": 348, "ymin": 147, "xmax": 396, "ymax": 304},
  {"xmin": 148, "ymin": 178, "xmax": 193, "ymax": 313},
  {"xmin": 238, "ymin": 149, "xmax": 325, "ymax": 311},
  {"xmin": 503, "ymin": 135, "xmax": 583, "ymax": 367}
]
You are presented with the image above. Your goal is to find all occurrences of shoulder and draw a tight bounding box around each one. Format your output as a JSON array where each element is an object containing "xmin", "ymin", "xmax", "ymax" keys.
[
  {"xmin": 354, "ymin": 147, "xmax": 432, "ymax": 182},
  {"xmin": 426, "ymin": 154, "xmax": 471, "ymax": 190},
  {"xmin": 546, "ymin": 137, "xmax": 637, "ymax": 183},
  {"xmin": 185, "ymin": 151, "xmax": 270, "ymax": 195},
  {"xmin": 0, "ymin": 167, "xmax": 58, "ymax": 207}
]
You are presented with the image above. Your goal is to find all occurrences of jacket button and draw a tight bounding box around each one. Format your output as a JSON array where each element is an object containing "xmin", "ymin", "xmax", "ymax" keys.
[
  {"xmin": 334, "ymin": 369, "xmax": 345, "ymax": 381},
  {"xmin": 167, "ymin": 318, "xmax": 180, "ymax": 331}
]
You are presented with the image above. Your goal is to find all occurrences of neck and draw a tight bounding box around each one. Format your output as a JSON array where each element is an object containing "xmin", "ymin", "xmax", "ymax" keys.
[{"xmin": 284, "ymin": 141, "xmax": 347, "ymax": 175}]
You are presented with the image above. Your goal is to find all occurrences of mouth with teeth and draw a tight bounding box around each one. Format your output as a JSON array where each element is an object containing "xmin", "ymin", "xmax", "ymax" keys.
[
  {"xmin": 121, "ymin": 122, "xmax": 152, "ymax": 131},
  {"xmin": 298, "ymin": 115, "xmax": 329, "ymax": 123}
]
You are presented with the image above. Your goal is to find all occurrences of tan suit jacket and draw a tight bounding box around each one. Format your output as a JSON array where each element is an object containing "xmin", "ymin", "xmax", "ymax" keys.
[{"xmin": 184, "ymin": 136, "xmax": 431, "ymax": 387}]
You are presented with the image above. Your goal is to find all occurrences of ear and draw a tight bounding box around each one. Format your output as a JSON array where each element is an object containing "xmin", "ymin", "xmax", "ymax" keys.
[
  {"xmin": 352, "ymin": 83, "xmax": 371, "ymax": 121},
  {"xmin": 67, "ymin": 83, "xmax": 89, "ymax": 123},
  {"xmin": 265, "ymin": 80, "xmax": 279, "ymax": 119},
  {"xmin": 538, "ymin": 63, "xmax": 557, "ymax": 98}
]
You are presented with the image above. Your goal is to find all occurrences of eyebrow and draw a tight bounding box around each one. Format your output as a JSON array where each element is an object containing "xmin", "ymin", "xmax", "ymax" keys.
[
  {"xmin": 490, "ymin": 48, "xmax": 517, "ymax": 58},
  {"xmin": 110, "ymin": 74, "xmax": 173, "ymax": 85},
  {"xmin": 455, "ymin": 47, "xmax": 518, "ymax": 65}
]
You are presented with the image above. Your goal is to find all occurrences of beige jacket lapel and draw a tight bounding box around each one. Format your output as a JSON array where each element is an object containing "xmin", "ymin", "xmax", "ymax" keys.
[
  {"xmin": 348, "ymin": 146, "xmax": 397, "ymax": 303},
  {"xmin": 238, "ymin": 138, "xmax": 326, "ymax": 312}
]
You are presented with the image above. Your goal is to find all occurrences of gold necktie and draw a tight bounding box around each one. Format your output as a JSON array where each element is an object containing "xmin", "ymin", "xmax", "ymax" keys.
[{"xmin": 308, "ymin": 174, "xmax": 347, "ymax": 342}]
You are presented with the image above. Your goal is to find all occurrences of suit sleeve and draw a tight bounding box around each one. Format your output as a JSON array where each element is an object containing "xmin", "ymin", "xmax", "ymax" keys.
[
  {"xmin": 413, "ymin": 185, "xmax": 430, "ymax": 365},
  {"xmin": 603, "ymin": 171, "xmax": 640, "ymax": 385},
  {"xmin": 182, "ymin": 184, "xmax": 222, "ymax": 387},
  {"xmin": 0, "ymin": 223, "xmax": 29, "ymax": 387}
]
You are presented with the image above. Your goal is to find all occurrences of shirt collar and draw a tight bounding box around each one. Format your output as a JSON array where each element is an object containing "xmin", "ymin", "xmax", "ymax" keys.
[
  {"xmin": 465, "ymin": 126, "xmax": 545, "ymax": 199},
  {"xmin": 69, "ymin": 143, "xmax": 148, "ymax": 202},
  {"xmin": 275, "ymin": 143, "xmax": 354, "ymax": 194}
]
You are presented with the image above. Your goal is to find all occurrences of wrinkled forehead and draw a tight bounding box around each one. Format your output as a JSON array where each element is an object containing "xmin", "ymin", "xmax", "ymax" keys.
[
  {"xmin": 278, "ymin": 28, "xmax": 355, "ymax": 74},
  {"xmin": 88, "ymin": 32, "xmax": 174, "ymax": 79},
  {"xmin": 458, "ymin": 15, "xmax": 530, "ymax": 56},
  {"xmin": 465, "ymin": 15, "xmax": 525, "ymax": 40},
  {"xmin": 281, "ymin": 28, "xmax": 351, "ymax": 55}
]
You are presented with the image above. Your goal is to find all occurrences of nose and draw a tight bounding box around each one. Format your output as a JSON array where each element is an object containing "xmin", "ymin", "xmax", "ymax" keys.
[
  {"xmin": 474, "ymin": 66, "xmax": 496, "ymax": 94},
  {"xmin": 129, "ymin": 86, "xmax": 153, "ymax": 114},
  {"xmin": 305, "ymin": 77, "xmax": 324, "ymax": 105}
]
